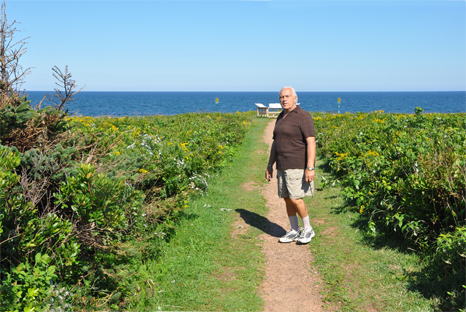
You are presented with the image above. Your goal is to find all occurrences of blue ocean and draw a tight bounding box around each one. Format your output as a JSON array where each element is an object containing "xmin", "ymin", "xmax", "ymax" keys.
[{"xmin": 25, "ymin": 91, "xmax": 465, "ymax": 117}]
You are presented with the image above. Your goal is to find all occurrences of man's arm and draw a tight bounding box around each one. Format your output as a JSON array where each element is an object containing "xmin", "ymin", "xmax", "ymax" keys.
[
  {"xmin": 305, "ymin": 136, "xmax": 316, "ymax": 183},
  {"xmin": 265, "ymin": 141, "xmax": 276, "ymax": 182}
]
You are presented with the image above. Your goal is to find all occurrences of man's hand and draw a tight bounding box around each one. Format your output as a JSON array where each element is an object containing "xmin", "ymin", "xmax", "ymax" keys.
[
  {"xmin": 265, "ymin": 167, "xmax": 273, "ymax": 182},
  {"xmin": 305, "ymin": 168, "xmax": 315, "ymax": 183}
]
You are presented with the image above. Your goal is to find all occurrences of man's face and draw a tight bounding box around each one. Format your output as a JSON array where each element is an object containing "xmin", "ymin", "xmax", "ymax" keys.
[{"xmin": 279, "ymin": 88, "xmax": 297, "ymax": 111}]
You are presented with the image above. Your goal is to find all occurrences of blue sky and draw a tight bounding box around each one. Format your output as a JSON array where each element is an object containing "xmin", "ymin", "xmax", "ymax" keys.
[{"xmin": 9, "ymin": 0, "xmax": 466, "ymax": 92}]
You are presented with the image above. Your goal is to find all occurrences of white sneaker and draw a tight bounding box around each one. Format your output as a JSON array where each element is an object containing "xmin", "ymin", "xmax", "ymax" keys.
[
  {"xmin": 279, "ymin": 229, "xmax": 301, "ymax": 243},
  {"xmin": 297, "ymin": 227, "xmax": 315, "ymax": 244}
]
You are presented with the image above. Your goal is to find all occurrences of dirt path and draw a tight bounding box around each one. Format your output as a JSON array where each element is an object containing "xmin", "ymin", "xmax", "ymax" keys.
[{"xmin": 258, "ymin": 120, "xmax": 325, "ymax": 312}]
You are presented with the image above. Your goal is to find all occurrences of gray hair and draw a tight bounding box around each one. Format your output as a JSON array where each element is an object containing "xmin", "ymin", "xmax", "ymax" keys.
[{"xmin": 280, "ymin": 86, "xmax": 298, "ymax": 102}]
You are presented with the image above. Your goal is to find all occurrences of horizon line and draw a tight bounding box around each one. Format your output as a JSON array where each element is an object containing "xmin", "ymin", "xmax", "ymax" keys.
[{"xmin": 24, "ymin": 90, "xmax": 466, "ymax": 93}]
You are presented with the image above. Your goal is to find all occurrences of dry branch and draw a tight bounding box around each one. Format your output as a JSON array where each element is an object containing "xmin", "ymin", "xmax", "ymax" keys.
[
  {"xmin": 0, "ymin": 0, "xmax": 31, "ymax": 108},
  {"xmin": 47, "ymin": 65, "xmax": 85, "ymax": 111}
]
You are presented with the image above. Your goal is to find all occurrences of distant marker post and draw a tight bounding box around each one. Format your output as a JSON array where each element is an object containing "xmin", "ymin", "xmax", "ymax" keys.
[{"xmin": 337, "ymin": 98, "xmax": 341, "ymax": 114}]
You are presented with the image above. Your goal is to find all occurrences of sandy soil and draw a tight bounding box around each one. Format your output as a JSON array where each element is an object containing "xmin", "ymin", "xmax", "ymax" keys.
[{"xmin": 238, "ymin": 120, "xmax": 325, "ymax": 312}]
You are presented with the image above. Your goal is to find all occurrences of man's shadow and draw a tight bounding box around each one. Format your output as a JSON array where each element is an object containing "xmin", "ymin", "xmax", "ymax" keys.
[{"xmin": 235, "ymin": 208, "xmax": 286, "ymax": 238}]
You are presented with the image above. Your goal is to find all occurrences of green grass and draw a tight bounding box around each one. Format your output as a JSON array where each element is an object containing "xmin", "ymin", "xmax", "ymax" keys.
[
  {"xmin": 305, "ymin": 159, "xmax": 448, "ymax": 312},
  {"xmin": 125, "ymin": 117, "xmax": 270, "ymax": 311}
]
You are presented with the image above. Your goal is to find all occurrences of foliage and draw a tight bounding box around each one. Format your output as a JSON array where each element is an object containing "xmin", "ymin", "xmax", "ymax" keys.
[
  {"xmin": 437, "ymin": 226, "xmax": 466, "ymax": 263},
  {"xmin": 313, "ymin": 109, "xmax": 465, "ymax": 310},
  {"xmin": 0, "ymin": 111, "xmax": 253, "ymax": 311},
  {"xmin": 67, "ymin": 112, "xmax": 251, "ymax": 200},
  {"xmin": 0, "ymin": 94, "xmax": 71, "ymax": 153},
  {"xmin": 307, "ymin": 160, "xmax": 453, "ymax": 311},
  {"xmin": 315, "ymin": 110, "xmax": 465, "ymax": 248},
  {"xmin": 1, "ymin": 253, "xmax": 57, "ymax": 311}
]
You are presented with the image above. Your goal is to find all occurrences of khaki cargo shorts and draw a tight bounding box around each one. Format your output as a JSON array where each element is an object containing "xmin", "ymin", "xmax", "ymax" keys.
[{"xmin": 277, "ymin": 169, "xmax": 314, "ymax": 199}]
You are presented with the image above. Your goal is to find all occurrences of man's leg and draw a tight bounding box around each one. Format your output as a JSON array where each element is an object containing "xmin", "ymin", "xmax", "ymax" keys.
[
  {"xmin": 278, "ymin": 170, "xmax": 313, "ymax": 242},
  {"xmin": 285, "ymin": 197, "xmax": 314, "ymax": 243},
  {"xmin": 278, "ymin": 198, "xmax": 302, "ymax": 242},
  {"xmin": 285, "ymin": 198, "xmax": 300, "ymax": 231},
  {"xmin": 284, "ymin": 197, "xmax": 311, "ymax": 229}
]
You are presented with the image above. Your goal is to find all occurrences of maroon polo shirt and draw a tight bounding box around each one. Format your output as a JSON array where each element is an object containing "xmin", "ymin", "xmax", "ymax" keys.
[{"xmin": 273, "ymin": 106, "xmax": 315, "ymax": 170}]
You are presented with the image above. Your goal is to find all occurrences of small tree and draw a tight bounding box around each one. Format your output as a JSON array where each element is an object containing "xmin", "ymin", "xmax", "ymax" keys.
[
  {"xmin": 0, "ymin": 0, "xmax": 30, "ymax": 108},
  {"xmin": 0, "ymin": 0, "xmax": 84, "ymax": 149},
  {"xmin": 43, "ymin": 65, "xmax": 84, "ymax": 111}
]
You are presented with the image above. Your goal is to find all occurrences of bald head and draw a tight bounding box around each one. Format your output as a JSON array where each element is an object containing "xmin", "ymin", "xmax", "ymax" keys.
[
  {"xmin": 280, "ymin": 87, "xmax": 298, "ymax": 102},
  {"xmin": 279, "ymin": 87, "xmax": 298, "ymax": 113}
]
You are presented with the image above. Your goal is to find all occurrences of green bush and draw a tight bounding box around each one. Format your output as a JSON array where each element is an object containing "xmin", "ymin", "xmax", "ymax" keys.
[
  {"xmin": 1, "ymin": 253, "xmax": 57, "ymax": 312},
  {"xmin": 315, "ymin": 110, "xmax": 465, "ymax": 250},
  {"xmin": 314, "ymin": 109, "xmax": 465, "ymax": 310},
  {"xmin": 1, "ymin": 110, "xmax": 253, "ymax": 310}
]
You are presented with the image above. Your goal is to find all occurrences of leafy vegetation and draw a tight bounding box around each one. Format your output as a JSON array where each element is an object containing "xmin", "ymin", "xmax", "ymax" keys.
[
  {"xmin": 313, "ymin": 109, "xmax": 465, "ymax": 310},
  {"xmin": 1, "ymin": 105, "xmax": 253, "ymax": 310},
  {"xmin": 307, "ymin": 159, "xmax": 447, "ymax": 311}
]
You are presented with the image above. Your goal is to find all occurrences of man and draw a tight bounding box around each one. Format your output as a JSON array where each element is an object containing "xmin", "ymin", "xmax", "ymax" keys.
[{"xmin": 265, "ymin": 86, "xmax": 316, "ymax": 244}]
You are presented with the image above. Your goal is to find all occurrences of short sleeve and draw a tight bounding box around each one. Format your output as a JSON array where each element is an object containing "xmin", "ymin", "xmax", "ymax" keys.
[{"xmin": 300, "ymin": 113, "xmax": 315, "ymax": 138}]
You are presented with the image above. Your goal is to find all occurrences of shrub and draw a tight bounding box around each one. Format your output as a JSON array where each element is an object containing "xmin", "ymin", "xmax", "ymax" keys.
[
  {"xmin": 1, "ymin": 111, "xmax": 253, "ymax": 310},
  {"xmin": 315, "ymin": 110, "xmax": 465, "ymax": 249},
  {"xmin": 314, "ymin": 109, "xmax": 465, "ymax": 310}
]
